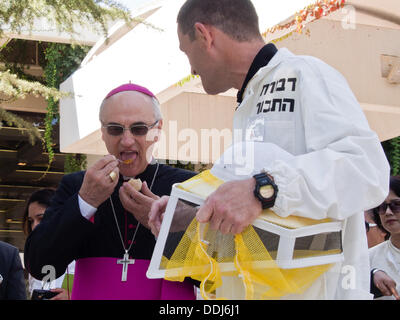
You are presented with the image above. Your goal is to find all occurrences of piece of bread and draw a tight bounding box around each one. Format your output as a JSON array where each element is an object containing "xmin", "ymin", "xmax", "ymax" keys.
[{"xmin": 128, "ymin": 178, "xmax": 142, "ymax": 191}]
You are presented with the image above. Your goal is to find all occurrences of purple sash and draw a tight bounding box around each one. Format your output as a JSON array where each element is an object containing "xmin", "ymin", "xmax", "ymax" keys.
[{"xmin": 71, "ymin": 257, "xmax": 195, "ymax": 300}]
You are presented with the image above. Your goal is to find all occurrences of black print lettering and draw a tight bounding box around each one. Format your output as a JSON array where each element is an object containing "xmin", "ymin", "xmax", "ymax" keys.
[
  {"xmin": 256, "ymin": 77, "xmax": 298, "ymax": 114},
  {"xmin": 288, "ymin": 78, "xmax": 297, "ymax": 91},
  {"xmin": 260, "ymin": 84, "xmax": 269, "ymax": 96},
  {"xmin": 259, "ymin": 77, "xmax": 298, "ymax": 97},
  {"xmin": 257, "ymin": 98, "xmax": 295, "ymax": 114},
  {"xmin": 276, "ymin": 78, "xmax": 285, "ymax": 91},
  {"xmin": 262, "ymin": 100, "xmax": 271, "ymax": 113},
  {"xmin": 282, "ymin": 98, "xmax": 295, "ymax": 112},
  {"xmin": 269, "ymin": 81, "xmax": 276, "ymax": 94},
  {"xmin": 257, "ymin": 101, "xmax": 264, "ymax": 114},
  {"xmin": 272, "ymin": 99, "xmax": 281, "ymax": 112}
]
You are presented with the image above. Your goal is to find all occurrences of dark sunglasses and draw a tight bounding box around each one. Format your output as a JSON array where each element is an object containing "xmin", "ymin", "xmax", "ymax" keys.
[
  {"xmin": 102, "ymin": 120, "xmax": 159, "ymax": 136},
  {"xmin": 375, "ymin": 199, "xmax": 400, "ymax": 215},
  {"xmin": 365, "ymin": 221, "xmax": 377, "ymax": 232}
]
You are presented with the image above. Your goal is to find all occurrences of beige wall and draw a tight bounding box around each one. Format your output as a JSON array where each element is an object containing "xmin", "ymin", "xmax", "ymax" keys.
[
  {"xmin": 274, "ymin": 18, "xmax": 400, "ymax": 108},
  {"xmin": 156, "ymin": 92, "xmax": 235, "ymax": 163}
]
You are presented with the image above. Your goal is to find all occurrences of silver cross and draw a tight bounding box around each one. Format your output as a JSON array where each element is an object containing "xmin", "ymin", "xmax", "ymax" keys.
[{"xmin": 117, "ymin": 251, "xmax": 135, "ymax": 282}]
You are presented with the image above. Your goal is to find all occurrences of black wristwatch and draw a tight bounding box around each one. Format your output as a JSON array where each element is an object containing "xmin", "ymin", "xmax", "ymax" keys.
[{"xmin": 253, "ymin": 171, "xmax": 278, "ymax": 209}]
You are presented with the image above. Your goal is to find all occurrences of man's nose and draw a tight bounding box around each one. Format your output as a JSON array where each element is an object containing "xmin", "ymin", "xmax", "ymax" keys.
[{"xmin": 120, "ymin": 129, "xmax": 137, "ymax": 145}]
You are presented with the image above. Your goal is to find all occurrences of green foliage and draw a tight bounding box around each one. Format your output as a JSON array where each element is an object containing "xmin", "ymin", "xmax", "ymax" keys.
[
  {"xmin": 0, "ymin": 39, "xmax": 45, "ymax": 83},
  {"xmin": 0, "ymin": 107, "xmax": 42, "ymax": 144},
  {"xmin": 176, "ymin": 74, "xmax": 199, "ymax": 87},
  {"xmin": 64, "ymin": 153, "xmax": 87, "ymax": 174},
  {"xmin": 166, "ymin": 160, "xmax": 209, "ymax": 173},
  {"xmin": 383, "ymin": 136, "xmax": 400, "ymax": 176},
  {"xmin": 166, "ymin": 160, "xmax": 196, "ymax": 172},
  {"xmin": 0, "ymin": 69, "xmax": 67, "ymax": 145},
  {"xmin": 0, "ymin": 0, "xmax": 134, "ymax": 146},
  {"xmin": 0, "ymin": 0, "xmax": 159, "ymax": 174},
  {"xmin": 43, "ymin": 42, "xmax": 90, "ymax": 164},
  {"xmin": 0, "ymin": 69, "xmax": 66, "ymax": 103},
  {"xmin": 0, "ymin": 0, "xmax": 132, "ymax": 40}
]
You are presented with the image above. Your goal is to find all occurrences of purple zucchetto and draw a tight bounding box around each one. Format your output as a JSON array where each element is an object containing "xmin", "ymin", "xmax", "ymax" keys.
[{"xmin": 104, "ymin": 83, "xmax": 157, "ymax": 100}]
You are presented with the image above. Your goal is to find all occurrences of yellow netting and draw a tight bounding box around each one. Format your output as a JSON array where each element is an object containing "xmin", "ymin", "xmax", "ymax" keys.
[
  {"xmin": 163, "ymin": 218, "xmax": 333, "ymax": 299},
  {"xmin": 163, "ymin": 170, "xmax": 335, "ymax": 300}
]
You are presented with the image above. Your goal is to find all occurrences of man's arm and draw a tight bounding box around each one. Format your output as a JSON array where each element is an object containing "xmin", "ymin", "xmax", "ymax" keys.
[
  {"xmin": 25, "ymin": 155, "xmax": 119, "ymax": 280},
  {"xmin": 6, "ymin": 246, "xmax": 26, "ymax": 300}
]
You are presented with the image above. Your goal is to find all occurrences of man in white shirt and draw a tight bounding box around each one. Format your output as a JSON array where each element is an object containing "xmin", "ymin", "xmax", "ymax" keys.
[{"xmin": 149, "ymin": 0, "xmax": 390, "ymax": 299}]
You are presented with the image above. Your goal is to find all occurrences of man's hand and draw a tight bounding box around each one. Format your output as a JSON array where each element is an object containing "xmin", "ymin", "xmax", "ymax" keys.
[
  {"xmin": 148, "ymin": 196, "xmax": 170, "ymax": 237},
  {"xmin": 79, "ymin": 155, "xmax": 119, "ymax": 208},
  {"xmin": 196, "ymin": 178, "xmax": 262, "ymax": 234},
  {"xmin": 119, "ymin": 180, "xmax": 160, "ymax": 229},
  {"xmin": 373, "ymin": 270, "xmax": 400, "ymax": 300}
]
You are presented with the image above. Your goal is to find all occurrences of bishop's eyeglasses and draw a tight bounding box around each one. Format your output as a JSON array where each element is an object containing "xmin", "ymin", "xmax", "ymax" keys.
[{"xmin": 102, "ymin": 120, "xmax": 159, "ymax": 136}]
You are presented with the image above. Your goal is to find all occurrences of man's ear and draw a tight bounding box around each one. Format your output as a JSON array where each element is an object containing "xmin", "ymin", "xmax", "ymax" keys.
[
  {"xmin": 155, "ymin": 119, "xmax": 163, "ymax": 142},
  {"xmin": 157, "ymin": 119, "xmax": 163, "ymax": 130},
  {"xmin": 148, "ymin": 119, "xmax": 163, "ymax": 143},
  {"xmin": 194, "ymin": 22, "xmax": 213, "ymax": 50}
]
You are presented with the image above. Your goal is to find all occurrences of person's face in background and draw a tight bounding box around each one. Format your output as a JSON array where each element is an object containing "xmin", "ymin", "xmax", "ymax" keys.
[
  {"xmin": 379, "ymin": 190, "xmax": 400, "ymax": 236},
  {"xmin": 28, "ymin": 201, "xmax": 47, "ymax": 231},
  {"xmin": 364, "ymin": 210, "xmax": 387, "ymax": 248}
]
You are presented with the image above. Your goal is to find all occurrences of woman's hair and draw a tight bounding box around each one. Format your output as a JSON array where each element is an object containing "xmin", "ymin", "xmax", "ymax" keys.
[
  {"xmin": 372, "ymin": 175, "xmax": 400, "ymax": 238},
  {"xmin": 22, "ymin": 188, "xmax": 55, "ymax": 236},
  {"xmin": 371, "ymin": 210, "xmax": 390, "ymax": 240}
]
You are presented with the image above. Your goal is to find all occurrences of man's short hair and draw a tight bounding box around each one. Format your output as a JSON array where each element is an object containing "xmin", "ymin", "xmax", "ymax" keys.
[{"xmin": 177, "ymin": 0, "xmax": 262, "ymax": 42}]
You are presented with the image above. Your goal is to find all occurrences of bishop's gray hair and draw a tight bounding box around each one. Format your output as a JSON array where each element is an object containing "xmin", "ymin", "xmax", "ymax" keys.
[{"xmin": 151, "ymin": 96, "xmax": 163, "ymax": 121}]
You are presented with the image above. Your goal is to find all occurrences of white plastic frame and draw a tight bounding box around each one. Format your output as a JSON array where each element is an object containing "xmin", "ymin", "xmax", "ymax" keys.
[{"xmin": 147, "ymin": 183, "xmax": 344, "ymax": 279}]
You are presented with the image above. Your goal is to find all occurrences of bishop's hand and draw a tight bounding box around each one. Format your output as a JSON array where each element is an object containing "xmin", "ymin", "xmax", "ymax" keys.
[
  {"xmin": 196, "ymin": 178, "xmax": 262, "ymax": 234},
  {"xmin": 79, "ymin": 155, "xmax": 119, "ymax": 208},
  {"xmin": 119, "ymin": 180, "xmax": 160, "ymax": 229}
]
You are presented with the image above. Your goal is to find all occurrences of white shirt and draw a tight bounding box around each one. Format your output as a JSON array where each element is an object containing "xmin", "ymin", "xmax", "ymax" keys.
[
  {"xmin": 369, "ymin": 239, "xmax": 400, "ymax": 300},
  {"xmin": 210, "ymin": 47, "xmax": 389, "ymax": 299},
  {"xmin": 78, "ymin": 195, "xmax": 97, "ymax": 220}
]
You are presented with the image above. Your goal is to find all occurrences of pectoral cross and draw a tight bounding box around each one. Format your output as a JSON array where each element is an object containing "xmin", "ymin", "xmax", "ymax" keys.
[{"xmin": 117, "ymin": 251, "xmax": 135, "ymax": 282}]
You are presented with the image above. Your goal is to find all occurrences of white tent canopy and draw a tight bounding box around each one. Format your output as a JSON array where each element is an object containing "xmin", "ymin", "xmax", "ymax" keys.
[{"xmin": 60, "ymin": 0, "xmax": 400, "ymax": 163}]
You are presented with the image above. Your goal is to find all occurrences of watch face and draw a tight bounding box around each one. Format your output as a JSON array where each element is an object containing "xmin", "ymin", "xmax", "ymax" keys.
[{"xmin": 260, "ymin": 185, "xmax": 274, "ymax": 199}]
